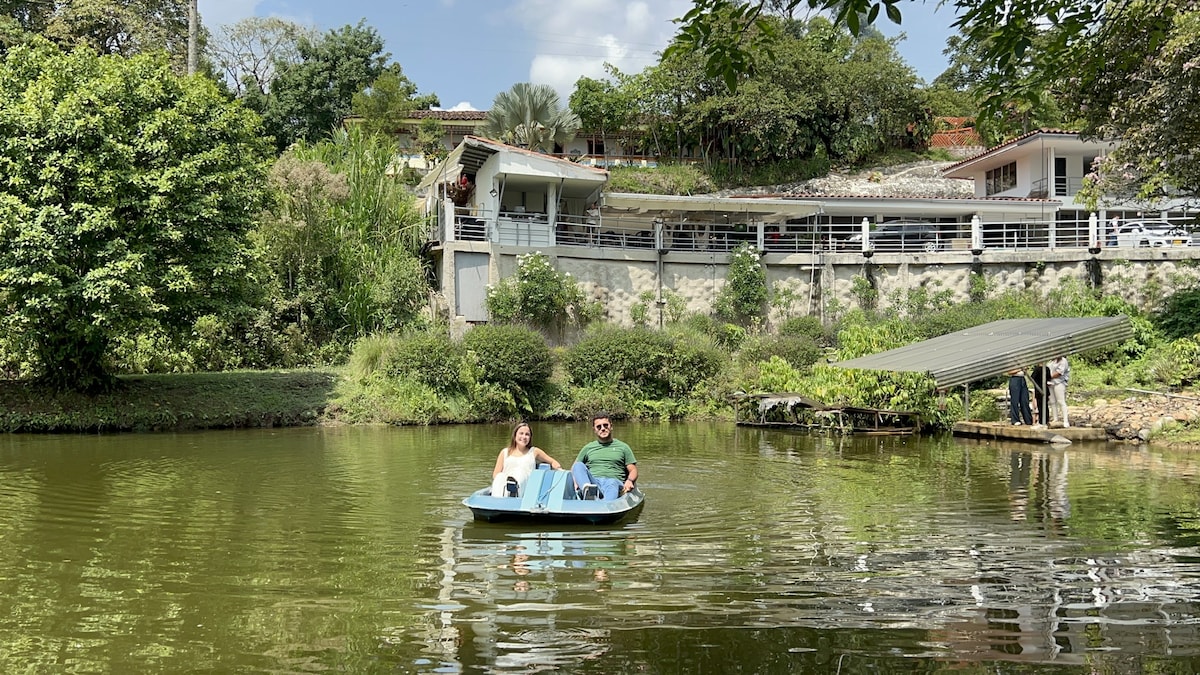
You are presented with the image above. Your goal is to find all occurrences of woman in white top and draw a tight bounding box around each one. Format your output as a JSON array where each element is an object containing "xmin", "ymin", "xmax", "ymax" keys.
[{"xmin": 490, "ymin": 422, "xmax": 562, "ymax": 497}]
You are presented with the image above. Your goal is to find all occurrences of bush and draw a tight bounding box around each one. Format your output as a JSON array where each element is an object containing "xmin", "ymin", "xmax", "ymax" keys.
[
  {"xmin": 1156, "ymin": 286, "xmax": 1200, "ymax": 340},
  {"xmin": 381, "ymin": 331, "xmax": 464, "ymax": 395},
  {"xmin": 777, "ymin": 315, "xmax": 830, "ymax": 345},
  {"xmin": 563, "ymin": 326, "xmax": 674, "ymax": 397},
  {"xmin": 663, "ymin": 326, "xmax": 727, "ymax": 396},
  {"xmin": 714, "ymin": 243, "xmax": 768, "ymax": 326},
  {"xmin": 681, "ymin": 314, "xmax": 747, "ymax": 350},
  {"xmin": 462, "ymin": 324, "xmax": 553, "ymax": 391},
  {"xmin": 485, "ymin": 252, "xmax": 600, "ymax": 335},
  {"xmin": 739, "ymin": 334, "xmax": 824, "ymax": 370}
]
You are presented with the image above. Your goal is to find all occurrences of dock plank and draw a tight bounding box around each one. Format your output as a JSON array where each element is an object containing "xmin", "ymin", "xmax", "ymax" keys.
[{"xmin": 952, "ymin": 421, "xmax": 1108, "ymax": 444}]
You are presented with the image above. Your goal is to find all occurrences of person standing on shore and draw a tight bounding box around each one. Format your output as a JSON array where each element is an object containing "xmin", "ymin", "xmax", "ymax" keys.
[
  {"xmin": 1047, "ymin": 355, "xmax": 1071, "ymax": 428},
  {"xmin": 1007, "ymin": 367, "xmax": 1033, "ymax": 425},
  {"xmin": 1030, "ymin": 363, "xmax": 1050, "ymax": 426}
]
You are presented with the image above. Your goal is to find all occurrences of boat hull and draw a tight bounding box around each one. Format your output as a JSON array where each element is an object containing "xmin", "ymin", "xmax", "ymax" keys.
[{"xmin": 463, "ymin": 468, "xmax": 644, "ymax": 525}]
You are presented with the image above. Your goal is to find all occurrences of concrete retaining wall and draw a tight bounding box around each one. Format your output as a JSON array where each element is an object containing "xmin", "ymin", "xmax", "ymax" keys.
[{"xmin": 440, "ymin": 243, "xmax": 1200, "ymax": 328}]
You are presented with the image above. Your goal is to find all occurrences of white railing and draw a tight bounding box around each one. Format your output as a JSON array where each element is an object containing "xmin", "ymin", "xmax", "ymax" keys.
[{"xmin": 443, "ymin": 208, "xmax": 1199, "ymax": 253}]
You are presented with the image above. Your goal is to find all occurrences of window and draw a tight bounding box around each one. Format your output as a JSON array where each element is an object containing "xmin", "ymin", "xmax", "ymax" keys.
[
  {"xmin": 587, "ymin": 138, "xmax": 606, "ymax": 156},
  {"xmin": 985, "ymin": 162, "xmax": 1017, "ymax": 195}
]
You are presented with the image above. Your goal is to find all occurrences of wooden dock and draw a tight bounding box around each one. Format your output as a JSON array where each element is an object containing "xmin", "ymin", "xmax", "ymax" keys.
[{"xmin": 952, "ymin": 421, "xmax": 1109, "ymax": 445}]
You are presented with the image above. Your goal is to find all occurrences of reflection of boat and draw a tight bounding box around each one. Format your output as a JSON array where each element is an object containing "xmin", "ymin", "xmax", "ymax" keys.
[{"xmin": 463, "ymin": 467, "xmax": 645, "ymax": 525}]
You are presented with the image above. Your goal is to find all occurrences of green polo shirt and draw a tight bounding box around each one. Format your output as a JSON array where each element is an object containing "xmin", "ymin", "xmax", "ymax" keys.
[{"xmin": 575, "ymin": 439, "xmax": 636, "ymax": 481}]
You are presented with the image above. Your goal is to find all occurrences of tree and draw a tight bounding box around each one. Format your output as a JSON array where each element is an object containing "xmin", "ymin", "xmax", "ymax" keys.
[
  {"xmin": 480, "ymin": 82, "xmax": 581, "ymax": 152},
  {"xmin": 206, "ymin": 16, "xmax": 314, "ymax": 96},
  {"xmin": 42, "ymin": 0, "xmax": 191, "ymax": 71},
  {"xmin": 1073, "ymin": 4, "xmax": 1200, "ymax": 209},
  {"xmin": 569, "ymin": 73, "xmax": 634, "ymax": 159},
  {"xmin": 251, "ymin": 20, "xmax": 389, "ymax": 151},
  {"xmin": 416, "ymin": 116, "xmax": 448, "ymax": 166},
  {"xmin": 669, "ymin": 0, "xmax": 1105, "ymax": 143},
  {"xmin": 256, "ymin": 126, "xmax": 430, "ymax": 347},
  {"xmin": 0, "ymin": 40, "xmax": 271, "ymax": 391},
  {"xmin": 351, "ymin": 63, "xmax": 439, "ymax": 138}
]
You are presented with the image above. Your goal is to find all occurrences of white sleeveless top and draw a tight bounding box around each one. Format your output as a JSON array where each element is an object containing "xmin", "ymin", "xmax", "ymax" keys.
[{"xmin": 490, "ymin": 447, "xmax": 538, "ymax": 497}]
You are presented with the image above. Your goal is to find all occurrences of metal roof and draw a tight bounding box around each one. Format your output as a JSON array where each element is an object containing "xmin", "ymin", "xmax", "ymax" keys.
[{"xmin": 829, "ymin": 316, "xmax": 1133, "ymax": 390}]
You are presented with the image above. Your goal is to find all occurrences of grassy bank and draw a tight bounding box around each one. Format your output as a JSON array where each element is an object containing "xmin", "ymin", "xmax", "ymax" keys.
[{"xmin": 0, "ymin": 370, "xmax": 339, "ymax": 433}]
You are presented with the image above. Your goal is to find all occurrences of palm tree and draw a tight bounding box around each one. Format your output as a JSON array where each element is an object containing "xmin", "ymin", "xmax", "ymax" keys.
[{"xmin": 480, "ymin": 83, "xmax": 581, "ymax": 153}]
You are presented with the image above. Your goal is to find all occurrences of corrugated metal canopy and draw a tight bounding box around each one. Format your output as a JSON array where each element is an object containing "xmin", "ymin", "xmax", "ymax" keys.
[{"xmin": 829, "ymin": 317, "xmax": 1133, "ymax": 390}]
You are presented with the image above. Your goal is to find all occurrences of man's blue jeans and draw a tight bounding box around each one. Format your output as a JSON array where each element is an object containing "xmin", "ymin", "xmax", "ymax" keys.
[{"xmin": 570, "ymin": 461, "xmax": 622, "ymax": 500}]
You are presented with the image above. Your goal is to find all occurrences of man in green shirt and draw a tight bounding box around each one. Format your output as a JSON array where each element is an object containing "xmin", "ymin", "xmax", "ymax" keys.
[{"xmin": 571, "ymin": 412, "xmax": 638, "ymax": 500}]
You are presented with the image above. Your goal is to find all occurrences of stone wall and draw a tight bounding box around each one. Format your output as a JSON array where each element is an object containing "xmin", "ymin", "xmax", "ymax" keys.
[{"xmin": 445, "ymin": 243, "xmax": 1200, "ymax": 327}]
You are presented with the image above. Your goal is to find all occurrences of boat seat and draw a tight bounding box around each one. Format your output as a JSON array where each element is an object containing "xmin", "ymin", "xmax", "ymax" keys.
[{"xmin": 520, "ymin": 468, "xmax": 572, "ymax": 510}]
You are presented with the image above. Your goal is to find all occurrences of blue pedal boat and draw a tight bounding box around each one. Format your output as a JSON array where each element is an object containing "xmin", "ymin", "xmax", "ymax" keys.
[{"xmin": 463, "ymin": 466, "xmax": 644, "ymax": 525}]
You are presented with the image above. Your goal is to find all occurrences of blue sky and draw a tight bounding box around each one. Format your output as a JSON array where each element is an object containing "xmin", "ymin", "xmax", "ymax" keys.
[{"xmin": 198, "ymin": 0, "xmax": 959, "ymax": 111}]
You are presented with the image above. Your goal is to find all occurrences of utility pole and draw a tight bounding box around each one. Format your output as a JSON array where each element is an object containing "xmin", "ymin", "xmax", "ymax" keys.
[{"xmin": 187, "ymin": 0, "xmax": 198, "ymax": 75}]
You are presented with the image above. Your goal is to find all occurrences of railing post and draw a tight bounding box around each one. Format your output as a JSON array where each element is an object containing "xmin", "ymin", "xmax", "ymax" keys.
[
  {"xmin": 860, "ymin": 217, "xmax": 871, "ymax": 254},
  {"xmin": 443, "ymin": 198, "xmax": 456, "ymax": 243}
]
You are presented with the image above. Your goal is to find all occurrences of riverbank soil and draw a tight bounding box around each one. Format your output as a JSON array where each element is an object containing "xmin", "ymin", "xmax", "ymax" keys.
[{"xmin": 0, "ymin": 370, "xmax": 338, "ymax": 433}]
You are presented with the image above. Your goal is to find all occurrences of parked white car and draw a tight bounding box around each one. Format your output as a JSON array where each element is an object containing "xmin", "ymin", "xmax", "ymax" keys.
[{"xmin": 1113, "ymin": 220, "xmax": 1193, "ymax": 247}]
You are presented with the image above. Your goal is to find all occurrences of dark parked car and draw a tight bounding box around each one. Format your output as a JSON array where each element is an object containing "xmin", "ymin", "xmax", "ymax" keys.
[{"xmin": 841, "ymin": 220, "xmax": 944, "ymax": 252}]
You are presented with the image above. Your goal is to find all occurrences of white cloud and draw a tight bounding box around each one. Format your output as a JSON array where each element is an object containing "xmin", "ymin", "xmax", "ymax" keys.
[
  {"xmin": 448, "ymin": 101, "xmax": 479, "ymax": 111},
  {"xmin": 514, "ymin": 0, "xmax": 692, "ymax": 100}
]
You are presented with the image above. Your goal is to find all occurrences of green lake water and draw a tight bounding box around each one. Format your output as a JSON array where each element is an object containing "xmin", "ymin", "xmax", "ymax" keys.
[{"xmin": 1, "ymin": 422, "xmax": 1198, "ymax": 673}]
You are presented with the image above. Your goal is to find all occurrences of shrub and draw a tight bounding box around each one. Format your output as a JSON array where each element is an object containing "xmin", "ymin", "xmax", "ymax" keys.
[
  {"xmin": 485, "ymin": 252, "xmax": 600, "ymax": 335},
  {"xmin": 663, "ymin": 326, "xmax": 727, "ymax": 396},
  {"xmin": 714, "ymin": 243, "xmax": 768, "ymax": 325},
  {"xmin": 777, "ymin": 315, "xmax": 829, "ymax": 345},
  {"xmin": 1156, "ymin": 286, "xmax": 1200, "ymax": 340},
  {"xmin": 739, "ymin": 334, "xmax": 824, "ymax": 370},
  {"xmin": 381, "ymin": 331, "xmax": 464, "ymax": 395},
  {"xmin": 563, "ymin": 326, "xmax": 674, "ymax": 397},
  {"xmin": 462, "ymin": 324, "xmax": 553, "ymax": 392}
]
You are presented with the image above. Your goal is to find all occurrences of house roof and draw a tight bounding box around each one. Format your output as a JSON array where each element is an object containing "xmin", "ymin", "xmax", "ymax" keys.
[
  {"xmin": 603, "ymin": 192, "xmax": 822, "ymax": 221},
  {"xmin": 406, "ymin": 109, "xmax": 489, "ymax": 121},
  {"xmin": 942, "ymin": 129, "xmax": 1091, "ymax": 177},
  {"xmin": 829, "ymin": 316, "xmax": 1132, "ymax": 390},
  {"xmin": 417, "ymin": 135, "xmax": 608, "ymax": 193}
]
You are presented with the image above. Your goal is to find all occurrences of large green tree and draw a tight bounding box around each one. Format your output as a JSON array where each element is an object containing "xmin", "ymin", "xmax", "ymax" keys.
[
  {"xmin": 248, "ymin": 20, "xmax": 388, "ymax": 151},
  {"xmin": 604, "ymin": 15, "xmax": 927, "ymax": 167},
  {"xmin": 480, "ymin": 82, "xmax": 581, "ymax": 152},
  {"xmin": 3, "ymin": 0, "xmax": 191, "ymax": 68},
  {"xmin": 0, "ymin": 41, "xmax": 271, "ymax": 390},
  {"xmin": 1072, "ymin": 3, "xmax": 1200, "ymax": 208},
  {"xmin": 351, "ymin": 62, "xmax": 439, "ymax": 138},
  {"xmin": 670, "ymin": 0, "xmax": 1106, "ymax": 98}
]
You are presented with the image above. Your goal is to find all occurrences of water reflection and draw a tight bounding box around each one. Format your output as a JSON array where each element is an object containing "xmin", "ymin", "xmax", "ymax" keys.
[
  {"xmin": 2, "ymin": 426, "xmax": 1200, "ymax": 672},
  {"xmin": 430, "ymin": 524, "xmax": 645, "ymax": 672}
]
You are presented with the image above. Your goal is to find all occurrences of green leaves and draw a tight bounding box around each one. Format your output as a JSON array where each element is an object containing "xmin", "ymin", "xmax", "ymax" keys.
[
  {"xmin": 0, "ymin": 41, "xmax": 270, "ymax": 390},
  {"xmin": 481, "ymin": 83, "xmax": 581, "ymax": 152}
]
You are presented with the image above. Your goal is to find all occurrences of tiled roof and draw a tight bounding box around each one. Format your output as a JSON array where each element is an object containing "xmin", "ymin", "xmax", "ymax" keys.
[
  {"xmin": 408, "ymin": 109, "xmax": 488, "ymax": 121},
  {"xmin": 944, "ymin": 129, "xmax": 1080, "ymax": 172}
]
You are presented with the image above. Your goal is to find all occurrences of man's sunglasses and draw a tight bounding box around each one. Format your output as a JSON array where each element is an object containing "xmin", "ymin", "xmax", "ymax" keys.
[{"xmin": 594, "ymin": 422, "xmax": 611, "ymax": 430}]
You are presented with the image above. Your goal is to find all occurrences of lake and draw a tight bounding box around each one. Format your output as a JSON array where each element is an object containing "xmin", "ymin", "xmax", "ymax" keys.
[{"xmin": 1, "ymin": 422, "xmax": 1198, "ymax": 673}]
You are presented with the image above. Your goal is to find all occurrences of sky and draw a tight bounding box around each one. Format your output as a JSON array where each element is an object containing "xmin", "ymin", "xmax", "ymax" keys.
[{"xmin": 198, "ymin": 0, "xmax": 959, "ymax": 112}]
